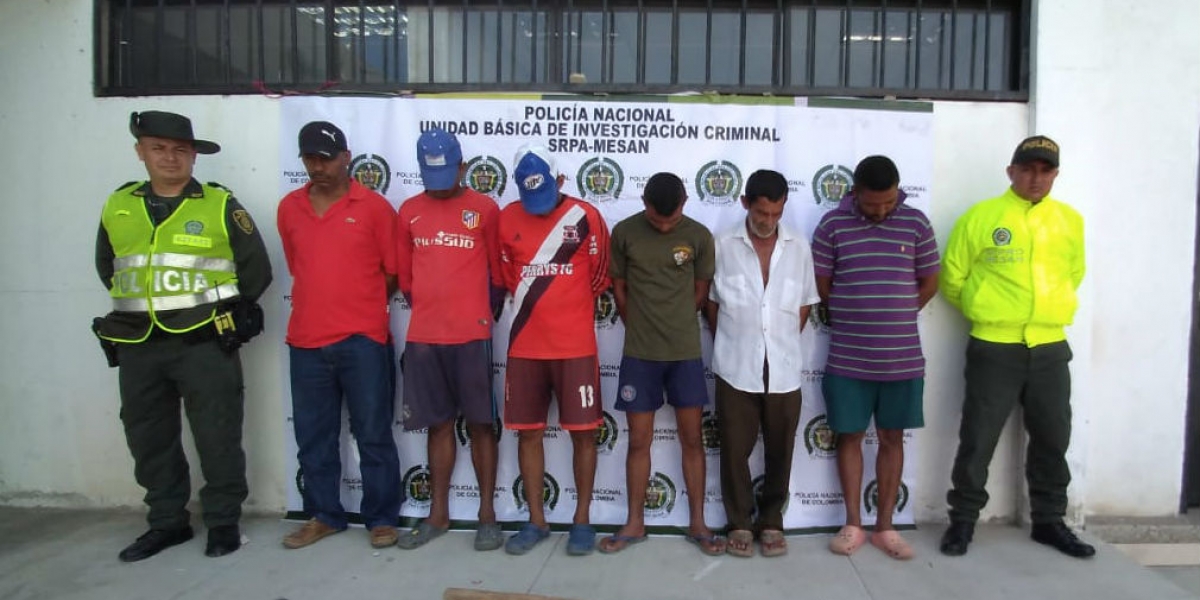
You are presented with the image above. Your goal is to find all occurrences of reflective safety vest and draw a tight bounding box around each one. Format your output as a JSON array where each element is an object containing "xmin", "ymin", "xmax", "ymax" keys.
[{"xmin": 100, "ymin": 182, "xmax": 241, "ymax": 342}]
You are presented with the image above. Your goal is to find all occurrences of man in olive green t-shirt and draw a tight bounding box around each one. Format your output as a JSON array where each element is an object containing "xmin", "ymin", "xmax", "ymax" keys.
[{"xmin": 596, "ymin": 172, "xmax": 726, "ymax": 556}]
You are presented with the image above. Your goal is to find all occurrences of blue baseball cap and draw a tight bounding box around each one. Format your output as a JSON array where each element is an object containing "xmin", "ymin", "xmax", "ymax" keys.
[
  {"xmin": 513, "ymin": 144, "xmax": 559, "ymax": 215},
  {"xmin": 416, "ymin": 127, "xmax": 463, "ymax": 191}
]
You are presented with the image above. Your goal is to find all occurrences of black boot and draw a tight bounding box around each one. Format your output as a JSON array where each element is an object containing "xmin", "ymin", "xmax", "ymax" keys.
[
  {"xmin": 118, "ymin": 526, "xmax": 194, "ymax": 562},
  {"xmin": 939, "ymin": 521, "xmax": 974, "ymax": 556},
  {"xmin": 205, "ymin": 524, "xmax": 242, "ymax": 557},
  {"xmin": 1031, "ymin": 521, "xmax": 1095, "ymax": 559}
]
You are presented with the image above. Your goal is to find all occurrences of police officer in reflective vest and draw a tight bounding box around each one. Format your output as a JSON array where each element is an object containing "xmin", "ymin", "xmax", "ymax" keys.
[{"xmin": 93, "ymin": 111, "xmax": 272, "ymax": 562}]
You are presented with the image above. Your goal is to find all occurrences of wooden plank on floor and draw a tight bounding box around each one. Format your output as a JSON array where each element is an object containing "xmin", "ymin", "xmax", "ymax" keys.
[{"xmin": 444, "ymin": 588, "xmax": 579, "ymax": 600}]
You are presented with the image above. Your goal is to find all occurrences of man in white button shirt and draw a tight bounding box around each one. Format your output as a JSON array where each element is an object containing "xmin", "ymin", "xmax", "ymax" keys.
[{"xmin": 704, "ymin": 169, "xmax": 820, "ymax": 558}]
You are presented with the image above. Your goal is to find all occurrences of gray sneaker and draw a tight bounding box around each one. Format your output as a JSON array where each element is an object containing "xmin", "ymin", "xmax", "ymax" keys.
[
  {"xmin": 474, "ymin": 522, "xmax": 504, "ymax": 551},
  {"xmin": 395, "ymin": 521, "xmax": 448, "ymax": 550}
]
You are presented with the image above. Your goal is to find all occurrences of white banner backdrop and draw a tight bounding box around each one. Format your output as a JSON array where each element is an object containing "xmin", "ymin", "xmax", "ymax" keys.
[{"xmin": 277, "ymin": 95, "xmax": 933, "ymax": 530}]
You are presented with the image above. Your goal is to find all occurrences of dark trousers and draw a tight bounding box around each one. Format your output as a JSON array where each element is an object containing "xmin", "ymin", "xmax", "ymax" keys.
[
  {"xmin": 117, "ymin": 337, "xmax": 247, "ymax": 530},
  {"xmin": 290, "ymin": 335, "xmax": 401, "ymax": 530},
  {"xmin": 715, "ymin": 376, "xmax": 802, "ymax": 532},
  {"xmin": 947, "ymin": 338, "xmax": 1073, "ymax": 524}
]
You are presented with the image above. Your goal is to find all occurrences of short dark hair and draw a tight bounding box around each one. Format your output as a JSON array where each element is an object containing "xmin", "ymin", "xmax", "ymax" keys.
[
  {"xmin": 853, "ymin": 155, "xmax": 900, "ymax": 192},
  {"xmin": 743, "ymin": 169, "xmax": 788, "ymax": 204},
  {"xmin": 643, "ymin": 172, "xmax": 686, "ymax": 215}
]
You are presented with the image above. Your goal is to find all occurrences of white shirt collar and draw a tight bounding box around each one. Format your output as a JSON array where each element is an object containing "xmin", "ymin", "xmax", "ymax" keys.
[{"xmin": 730, "ymin": 218, "xmax": 798, "ymax": 243}]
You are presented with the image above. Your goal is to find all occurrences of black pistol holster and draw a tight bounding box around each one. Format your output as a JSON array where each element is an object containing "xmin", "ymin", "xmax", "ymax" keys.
[
  {"xmin": 91, "ymin": 317, "xmax": 120, "ymax": 368},
  {"xmin": 213, "ymin": 301, "xmax": 265, "ymax": 354}
]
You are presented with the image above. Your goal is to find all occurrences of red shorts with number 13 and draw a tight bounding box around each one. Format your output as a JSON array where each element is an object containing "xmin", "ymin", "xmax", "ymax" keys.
[{"xmin": 504, "ymin": 356, "xmax": 602, "ymax": 431}]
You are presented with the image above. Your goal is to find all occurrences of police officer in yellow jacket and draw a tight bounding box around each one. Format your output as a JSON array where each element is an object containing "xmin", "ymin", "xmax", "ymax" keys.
[
  {"xmin": 938, "ymin": 136, "xmax": 1093, "ymax": 559},
  {"xmin": 94, "ymin": 111, "xmax": 272, "ymax": 562}
]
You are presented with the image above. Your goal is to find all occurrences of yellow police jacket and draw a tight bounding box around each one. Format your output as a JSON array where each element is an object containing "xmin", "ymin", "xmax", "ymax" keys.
[
  {"xmin": 939, "ymin": 187, "xmax": 1085, "ymax": 347},
  {"xmin": 99, "ymin": 182, "xmax": 241, "ymax": 342}
]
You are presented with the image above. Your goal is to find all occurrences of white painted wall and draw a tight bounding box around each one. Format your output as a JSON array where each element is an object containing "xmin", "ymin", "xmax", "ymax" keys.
[
  {"xmin": 1030, "ymin": 0, "xmax": 1200, "ymax": 517},
  {"xmin": 0, "ymin": 0, "xmax": 1195, "ymax": 522}
]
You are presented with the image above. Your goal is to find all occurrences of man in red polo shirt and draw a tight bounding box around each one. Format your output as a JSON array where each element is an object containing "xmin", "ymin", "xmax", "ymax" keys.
[
  {"xmin": 394, "ymin": 127, "xmax": 505, "ymax": 552},
  {"xmin": 277, "ymin": 121, "xmax": 401, "ymax": 550}
]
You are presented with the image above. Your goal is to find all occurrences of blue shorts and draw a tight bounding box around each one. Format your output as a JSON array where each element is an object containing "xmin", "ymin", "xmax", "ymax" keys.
[
  {"xmin": 822, "ymin": 373, "xmax": 924, "ymax": 433},
  {"xmin": 615, "ymin": 356, "xmax": 709, "ymax": 413}
]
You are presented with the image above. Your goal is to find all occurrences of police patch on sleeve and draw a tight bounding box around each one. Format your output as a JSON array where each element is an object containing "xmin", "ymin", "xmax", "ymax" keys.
[{"xmin": 232, "ymin": 209, "xmax": 255, "ymax": 234}]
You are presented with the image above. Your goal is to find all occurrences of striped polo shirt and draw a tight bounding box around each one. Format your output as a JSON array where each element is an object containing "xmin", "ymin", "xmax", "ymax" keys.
[{"xmin": 811, "ymin": 192, "xmax": 940, "ymax": 381}]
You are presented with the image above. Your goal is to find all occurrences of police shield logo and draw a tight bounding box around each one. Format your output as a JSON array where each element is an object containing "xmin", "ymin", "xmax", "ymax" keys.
[
  {"xmin": 751, "ymin": 474, "xmax": 791, "ymax": 520},
  {"xmin": 594, "ymin": 289, "xmax": 619, "ymax": 329},
  {"xmin": 350, "ymin": 154, "xmax": 392, "ymax": 194},
  {"xmin": 464, "ymin": 155, "xmax": 507, "ymax": 199},
  {"xmin": 803, "ymin": 414, "xmax": 837, "ymax": 458},
  {"xmin": 454, "ymin": 414, "xmax": 502, "ymax": 447},
  {"xmin": 864, "ymin": 480, "xmax": 910, "ymax": 515},
  {"xmin": 184, "ymin": 220, "xmax": 204, "ymax": 235},
  {"xmin": 643, "ymin": 472, "xmax": 677, "ymax": 517},
  {"xmin": 513, "ymin": 473, "xmax": 561, "ymax": 512},
  {"xmin": 402, "ymin": 465, "xmax": 433, "ymax": 508},
  {"xmin": 695, "ymin": 160, "xmax": 743, "ymax": 205},
  {"xmin": 812, "ymin": 165, "xmax": 854, "ymax": 208},
  {"xmin": 992, "ymin": 227, "xmax": 1012, "ymax": 246},
  {"xmin": 701, "ymin": 410, "xmax": 720, "ymax": 455},
  {"xmin": 576, "ymin": 157, "xmax": 624, "ymax": 203},
  {"xmin": 595, "ymin": 411, "xmax": 619, "ymax": 454},
  {"xmin": 809, "ymin": 302, "xmax": 832, "ymax": 335}
]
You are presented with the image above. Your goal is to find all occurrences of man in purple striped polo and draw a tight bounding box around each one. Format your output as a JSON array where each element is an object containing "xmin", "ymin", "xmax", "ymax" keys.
[{"xmin": 812, "ymin": 155, "xmax": 939, "ymax": 560}]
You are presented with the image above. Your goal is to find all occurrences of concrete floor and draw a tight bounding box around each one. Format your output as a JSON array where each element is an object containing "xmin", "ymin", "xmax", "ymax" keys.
[
  {"xmin": 1151, "ymin": 567, "xmax": 1200, "ymax": 597},
  {"xmin": 0, "ymin": 507, "xmax": 1195, "ymax": 600}
]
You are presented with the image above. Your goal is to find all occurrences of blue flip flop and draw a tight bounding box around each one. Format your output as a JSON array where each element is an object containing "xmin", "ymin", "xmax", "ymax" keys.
[
  {"xmin": 504, "ymin": 522, "xmax": 550, "ymax": 555},
  {"xmin": 686, "ymin": 532, "xmax": 727, "ymax": 557},
  {"xmin": 598, "ymin": 533, "xmax": 647, "ymax": 554},
  {"xmin": 566, "ymin": 524, "xmax": 597, "ymax": 556}
]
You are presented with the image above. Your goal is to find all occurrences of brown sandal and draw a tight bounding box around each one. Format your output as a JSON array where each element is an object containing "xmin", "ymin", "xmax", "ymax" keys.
[
  {"xmin": 760, "ymin": 529, "xmax": 788, "ymax": 557},
  {"xmin": 726, "ymin": 529, "xmax": 754, "ymax": 558}
]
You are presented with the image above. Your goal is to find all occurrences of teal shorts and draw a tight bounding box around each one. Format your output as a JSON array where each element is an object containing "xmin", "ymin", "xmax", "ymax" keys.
[{"xmin": 822, "ymin": 374, "xmax": 924, "ymax": 433}]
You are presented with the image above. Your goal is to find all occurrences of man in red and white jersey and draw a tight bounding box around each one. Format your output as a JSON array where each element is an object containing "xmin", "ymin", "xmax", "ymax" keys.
[
  {"xmin": 395, "ymin": 127, "xmax": 505, "ymax": 552},
  {"xmin": 498, "ymin": 144, "xmax": 610, "ymax": 556}
]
